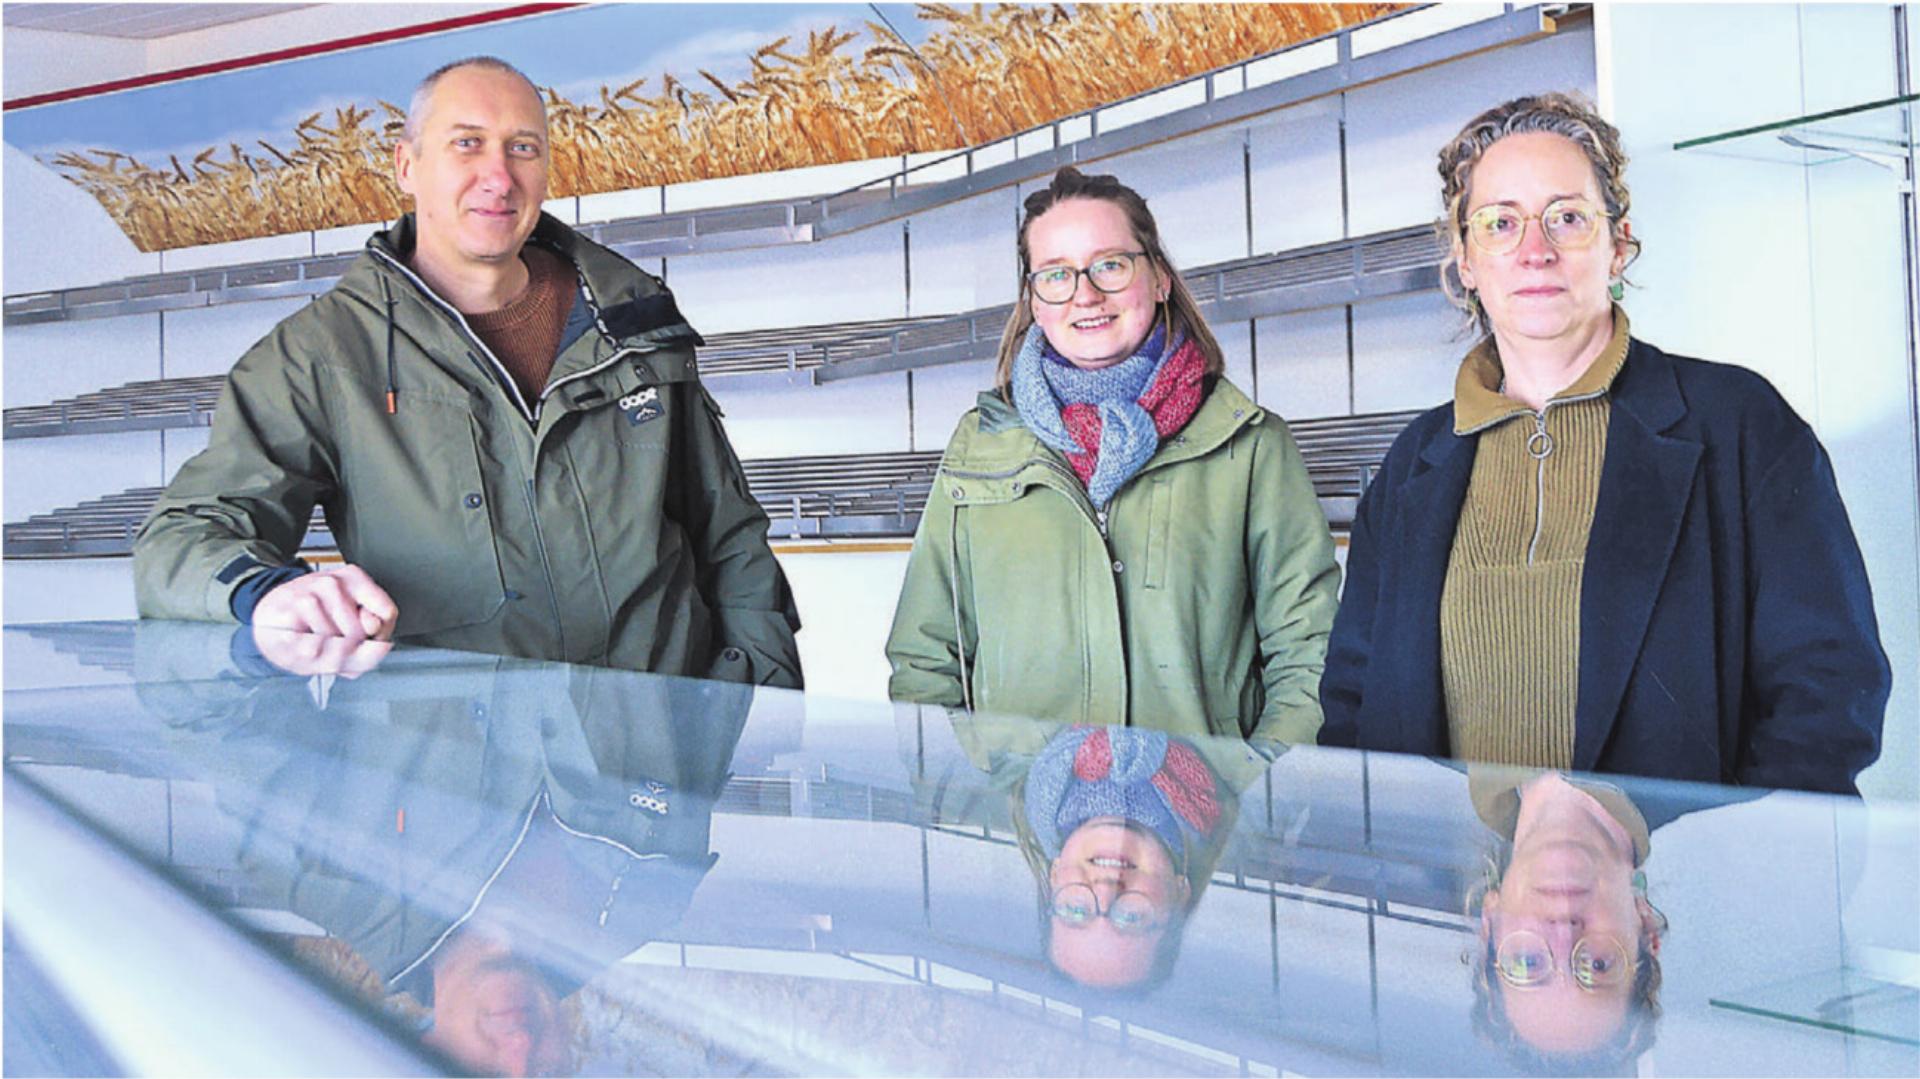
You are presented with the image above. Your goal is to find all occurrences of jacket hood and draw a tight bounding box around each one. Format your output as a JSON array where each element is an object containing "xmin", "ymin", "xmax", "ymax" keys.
[
  {"xmin": 350, "ymin": 212, "xmax": 704, "ymax": 350},
  {"xmin": 325, "ymin": 212, "xmax": 707, "ymax": 413}
]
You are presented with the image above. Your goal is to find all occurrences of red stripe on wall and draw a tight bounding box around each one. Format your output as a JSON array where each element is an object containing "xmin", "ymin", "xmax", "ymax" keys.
[{"xmin": 4, "ymin": 3, "xmax": 583, "ymax": 111}]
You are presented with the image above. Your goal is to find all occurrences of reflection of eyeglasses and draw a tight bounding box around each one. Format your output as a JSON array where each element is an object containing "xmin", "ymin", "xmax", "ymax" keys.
[
  {"xmin": 1027, "ymin": 252, "xmax": 1147, "ymax": 304},
  {"xmin": 1050, "ymin": 883, "xmax": 1168, "ymax": 935},
  {"xmin": 1495, "ymin": 930, "xmax": 1634, "ymax": 990},
  {"xmin": 1465, "ymin": 198, "xmax": 1611, "ymax": 255}
]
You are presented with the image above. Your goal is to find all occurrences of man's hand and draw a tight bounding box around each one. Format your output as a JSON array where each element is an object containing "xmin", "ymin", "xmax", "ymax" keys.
[
  {"xmin": 251, "ymin": 624, "xmax": 395, "ymax": 679},
  {"xmin": 252, "ymin": 564, "xmax": 399, "ymax": 640}
]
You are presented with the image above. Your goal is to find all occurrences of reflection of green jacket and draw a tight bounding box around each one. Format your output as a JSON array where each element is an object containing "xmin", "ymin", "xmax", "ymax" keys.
[
  {"xmin": 133, "ymin": 213, "xmax": 801, "ymax": 686},
  {"xmin": 129, "ymin": 623, "xmax": 750, "ymax": 989},
  {"xmin": 886, "ymin": 380, "xmax": 1339, "ymax": 744}
]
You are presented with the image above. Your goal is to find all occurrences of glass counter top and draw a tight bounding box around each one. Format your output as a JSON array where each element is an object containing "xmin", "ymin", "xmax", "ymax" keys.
[
  {"xmin": 1674, "ymin": 93, "xmax": 1917, "ymax": 167},
  {"xmin": 5, "ymin": 620, "xmax": 1916, "ymax": 1076}
]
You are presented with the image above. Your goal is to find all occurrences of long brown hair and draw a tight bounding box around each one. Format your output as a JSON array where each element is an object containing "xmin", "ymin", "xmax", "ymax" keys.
[{"xmin": 993, "ymin": 167, "xmax": 1225, "ymax": 395}]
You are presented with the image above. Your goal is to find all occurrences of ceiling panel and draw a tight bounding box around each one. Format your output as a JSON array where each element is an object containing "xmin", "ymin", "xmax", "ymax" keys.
[{"xmin": 4, "ymin": 4, "xmax": 315, "ymax": 40}]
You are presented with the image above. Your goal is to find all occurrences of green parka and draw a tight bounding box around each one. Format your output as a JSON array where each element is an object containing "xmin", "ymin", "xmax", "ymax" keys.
[
  {"xmin": 134, "ymin": 214, "xmax": 801, "ymax": 687},
  {"xmin": 885, "ymin": 378, "xmax": 1340, "ymax": 745}
]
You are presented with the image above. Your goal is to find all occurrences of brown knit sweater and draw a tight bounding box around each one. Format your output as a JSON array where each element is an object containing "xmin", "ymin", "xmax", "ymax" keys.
[
  {"xmin": 1440, "ymin": 310, "xmax": 1631, "ymax": 769},
  {"xmin": 466, "ymin": 246, "xmax": 574, "ymax": 406}
]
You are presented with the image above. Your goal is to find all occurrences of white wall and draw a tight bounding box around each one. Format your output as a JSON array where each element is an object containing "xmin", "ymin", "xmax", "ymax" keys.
[
  {"xmin": 2, "ymin": 27, "xmax": 146, "ymax": 100},
  {"xmin": 783, "ymin": 550, "xmax": 910, "ymax": 705},
  {"xmin": 2, "ymin": 145, "xmax": 157, "ymax": 294},
  {"xmin": 1600, "ymin": 3, "xmax": 1918, "ymax": 800},
  {"xmin": 3, "ymin": 6, "xmax": 504, "ymax": 101}
]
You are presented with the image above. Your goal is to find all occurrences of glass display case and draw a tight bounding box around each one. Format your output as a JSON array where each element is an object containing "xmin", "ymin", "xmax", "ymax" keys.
[{"xmin": 5, "ymin": 620, "xmax": 1916, "ymax": 1076}]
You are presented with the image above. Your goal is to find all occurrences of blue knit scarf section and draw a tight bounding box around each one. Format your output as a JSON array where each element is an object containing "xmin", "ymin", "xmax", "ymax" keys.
[{"xmin": 1010, "ymin": 322, "xmax": 1178, "ymax": 509}]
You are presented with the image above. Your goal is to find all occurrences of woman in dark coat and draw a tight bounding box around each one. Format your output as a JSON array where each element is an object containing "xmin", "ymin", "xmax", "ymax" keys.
[{"xmin": 1319, "ymin": 93, "xmax": 1888, "ymax": 794}]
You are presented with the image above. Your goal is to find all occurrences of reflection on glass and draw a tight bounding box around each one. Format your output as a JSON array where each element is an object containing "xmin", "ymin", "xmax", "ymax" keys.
[
  {"xmin": 1466, "ymin": 768, "xmax": 1666, "ymax": 1072},
  {"xmin": 417, "ymin": 921, "xmax": 572, "ymax": 1077},
  {"xmin": 9, "ymin": 621, "xmax": 1916, "ymax": 1076},
  {"xmin": 118, "ymin": 623, "xmax": 755, "ymax": 1076},
  {"xmin": 1004, "ymin": 725, "xmax": 1248, "ymax": 991}
]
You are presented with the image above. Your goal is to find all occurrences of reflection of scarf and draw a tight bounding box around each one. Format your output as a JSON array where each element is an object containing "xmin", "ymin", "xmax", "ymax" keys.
[
  {"xmin": 1010, "ymin": 323, "xmax": 1207, "ymax": 509},
  {"xmin": 1024, "ymin": 726, "xmax": 1221, "ymax": 859}
]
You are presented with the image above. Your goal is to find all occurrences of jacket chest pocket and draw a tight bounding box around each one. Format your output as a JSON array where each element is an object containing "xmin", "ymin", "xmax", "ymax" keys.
[
  {"xmin": 1140, "ymin": 476, "xmax": 1174, "ymax": 590},
  {"xmin": 334, "ymin": 390, "xmax": 507, "ymax": 638}
]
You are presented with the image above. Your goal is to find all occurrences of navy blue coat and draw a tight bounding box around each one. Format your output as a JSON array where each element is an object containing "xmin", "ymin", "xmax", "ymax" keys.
[{"xmin": 1321, "ymin": 338, "xmax": 1889, "ymax": 795}]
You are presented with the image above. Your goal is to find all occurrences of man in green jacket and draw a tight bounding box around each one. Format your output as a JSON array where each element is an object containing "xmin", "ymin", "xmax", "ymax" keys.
[{"xmin": 134, "ymin": 57, "xmax": 802, "ymax": 687}]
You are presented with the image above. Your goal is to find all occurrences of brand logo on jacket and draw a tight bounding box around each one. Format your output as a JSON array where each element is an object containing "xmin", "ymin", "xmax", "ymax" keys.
[{"xmin": 619, "ymin": 385, "xmax": 663, "ymax": 426}]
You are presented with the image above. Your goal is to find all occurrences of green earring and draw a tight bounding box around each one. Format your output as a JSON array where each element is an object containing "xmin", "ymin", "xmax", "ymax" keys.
[{"xmin": 1609, "ymin": 280, "xmax": 1625, "ymax": 303}]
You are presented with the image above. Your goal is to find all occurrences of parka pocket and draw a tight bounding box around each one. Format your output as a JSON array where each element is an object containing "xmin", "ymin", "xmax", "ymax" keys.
[
  {"xmin": 1142, "ymin": 476, "xmax": 1173, "ymax": 589},
  {"xmin": 328, "ymin": 380, "xmax": 508, "ymax": 639}
]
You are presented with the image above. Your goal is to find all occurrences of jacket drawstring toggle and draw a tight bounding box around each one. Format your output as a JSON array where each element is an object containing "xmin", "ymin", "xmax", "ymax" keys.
[{"xmin": 380, "ymin": 275, "xmax": 399, "ymax": 414}]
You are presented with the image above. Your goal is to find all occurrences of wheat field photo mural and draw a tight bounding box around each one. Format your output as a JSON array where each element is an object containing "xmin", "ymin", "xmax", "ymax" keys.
[{"xmin": 11, "ymin": 3, "xmax": 1399, "ymax": 252}]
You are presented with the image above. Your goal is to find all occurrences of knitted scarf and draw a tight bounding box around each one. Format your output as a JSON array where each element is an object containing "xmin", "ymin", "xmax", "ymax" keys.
[
  {"xmin": 1010, "ymin": 322, "xmax": 1207, "ymax": 509},
  {"xmin": 1023, "ymin": 726, "xmax": 1222, "ymax": 861}
]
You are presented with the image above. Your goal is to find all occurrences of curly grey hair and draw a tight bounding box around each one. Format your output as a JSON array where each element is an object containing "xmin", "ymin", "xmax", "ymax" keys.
[{"xmin": 1436, "ymin": 92, "xmax": 1641, "ymax": 339}]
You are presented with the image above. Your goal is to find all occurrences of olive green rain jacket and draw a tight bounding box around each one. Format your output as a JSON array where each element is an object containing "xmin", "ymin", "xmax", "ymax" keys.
[
  {"xmin": 885, "ymin": 379, "xmax": 1339, "ymax": 746},
  {"xmin": 135, "ymin": 213, "xmax": 802, "ymax": 687}
]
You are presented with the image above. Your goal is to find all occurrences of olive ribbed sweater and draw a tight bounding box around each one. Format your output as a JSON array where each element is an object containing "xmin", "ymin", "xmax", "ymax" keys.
[{"xmin": 1440, "ymin": 311, "xmax": 1631, "ymax": 769}]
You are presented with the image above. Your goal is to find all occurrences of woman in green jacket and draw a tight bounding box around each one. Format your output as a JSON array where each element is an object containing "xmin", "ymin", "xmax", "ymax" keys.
[{"xmin": 886, "ymin": 167, "xmax": 1340, "ymax": 746}]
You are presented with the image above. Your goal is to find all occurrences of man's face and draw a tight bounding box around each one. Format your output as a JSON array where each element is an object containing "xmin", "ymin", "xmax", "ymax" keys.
[
  {"xmin": 394, "ymin": 65, "xmax": 549, "ymax": 274},
  {"xmin": 425, "ymin": 933, "xmax": 570, "ymax": 1076}
]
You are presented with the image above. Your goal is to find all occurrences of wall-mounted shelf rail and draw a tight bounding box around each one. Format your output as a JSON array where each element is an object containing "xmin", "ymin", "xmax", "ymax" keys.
[
  {"xmin": 3, "ymin": 410, "xmax": 1418, "ymax": 558},
  {"xmin": 811, "ymin": 226, "xmax": 1445, "ymax": 383},
  {"xmin": 5, "ymin": 225, "xmax": 1445, "ymax": 439}
]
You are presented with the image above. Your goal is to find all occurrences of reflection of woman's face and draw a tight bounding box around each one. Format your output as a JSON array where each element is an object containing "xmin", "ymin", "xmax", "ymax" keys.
[
  {"xmin": 1046, "ymin": 817, "xmax": 1188, "ymax": 987},
  {"xmin": 1025, "ymin": 198, "xmax": 1166, "ymax": 371},
  {"xmin": 1482, "ymin": 775, "xmax": 1651, "ymax": 1055}
]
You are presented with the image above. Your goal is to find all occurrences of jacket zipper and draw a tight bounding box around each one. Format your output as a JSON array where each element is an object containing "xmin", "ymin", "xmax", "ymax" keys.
[
  {"xmin": 1523, "ymin": 388, "xmax": 1607, "ymax": 566},
  {"xmin": 389, "ymin": 785, "xmax": 663, "ymax": 987},
  {"xmin": 542, "ymin": 345, "xmax": 654, "ymax": 404},
  {"xmin": 539, "ymin": 250, "xmax": 668, "ymax": 403},
  {"xmin": 368, "ymin": 248, "xmax": 537, "ymax": 424}
]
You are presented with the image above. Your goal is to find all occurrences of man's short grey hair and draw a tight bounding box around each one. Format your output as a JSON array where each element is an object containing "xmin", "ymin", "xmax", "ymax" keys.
[{"xmin": 402, "ymin": 56, "xmax": 545, "ymax": 145}]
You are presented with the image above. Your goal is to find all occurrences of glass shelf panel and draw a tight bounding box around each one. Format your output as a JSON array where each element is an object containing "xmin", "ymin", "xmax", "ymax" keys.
[
  {"xmin": 1675, "ymin": 93, "xmax": 1918, "ymax": 166},
  {"xmin": 1711, "ymin": 966, "xmax": 1920, "ymax": 1047}
]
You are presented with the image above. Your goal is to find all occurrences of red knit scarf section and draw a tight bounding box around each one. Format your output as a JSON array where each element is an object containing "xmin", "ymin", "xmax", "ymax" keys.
[
  {"xmin": 1057, "ymin": 337, "xmax": 1207, "ymax": 486},
  {"xmin": 1152, "ymin": 742, "xmax": 1222, "ymax": 834}
]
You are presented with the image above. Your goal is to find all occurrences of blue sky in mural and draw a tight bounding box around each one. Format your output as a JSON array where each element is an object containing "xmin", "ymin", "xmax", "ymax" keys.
[{"xmin": 7, "ymin": 3, "xmax": 931, "ymax": 166}]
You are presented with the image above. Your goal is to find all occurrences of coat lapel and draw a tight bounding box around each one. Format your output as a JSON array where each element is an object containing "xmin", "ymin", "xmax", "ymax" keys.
[
  {"xmin": 1385, "ymin": 429, "xmax": 1476, "ymax": 754},
  {"xmin": 1574, "ymin": 342, "xmax": 1702, "ymax": 770}
]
